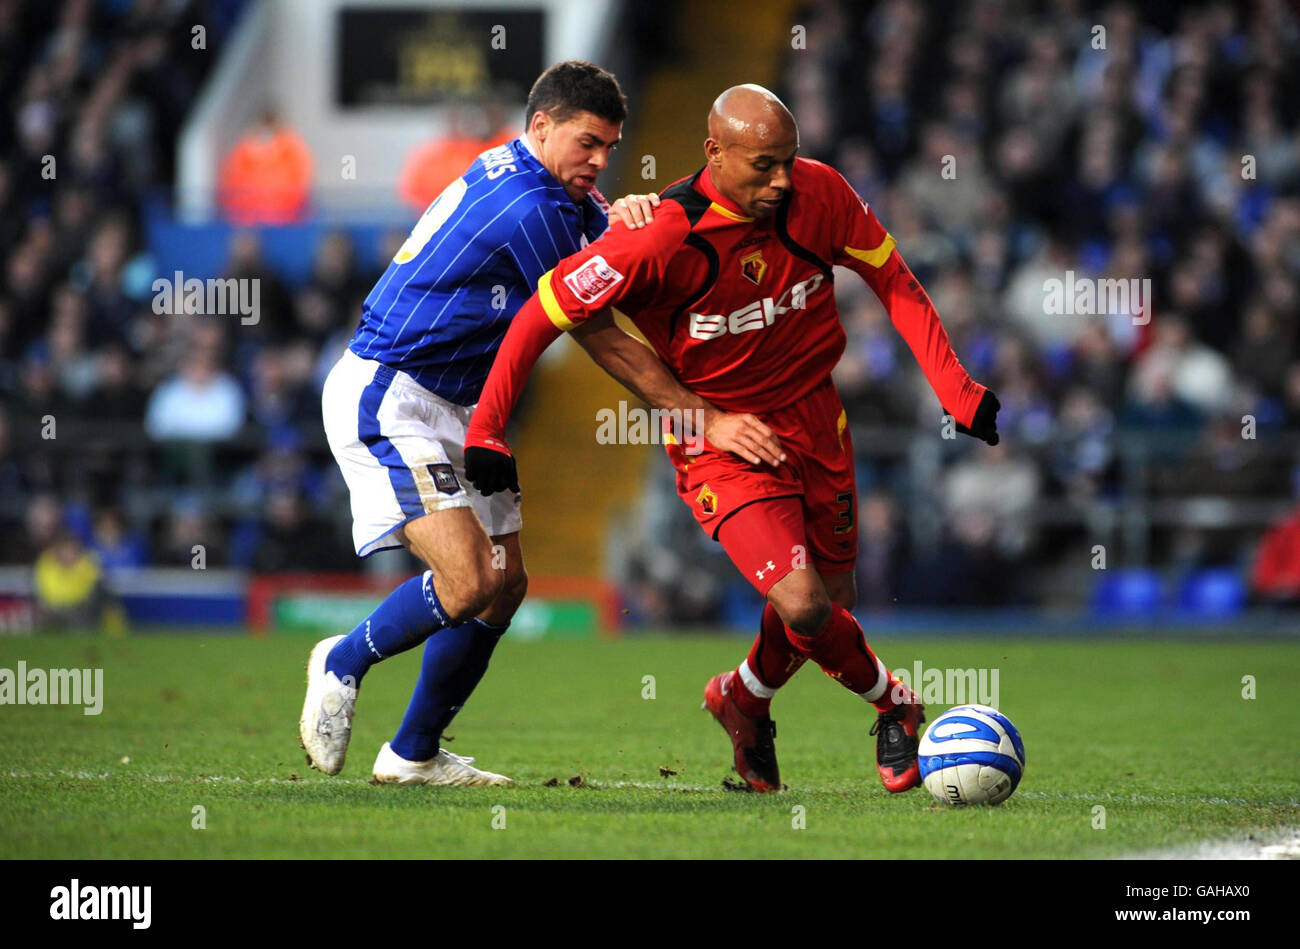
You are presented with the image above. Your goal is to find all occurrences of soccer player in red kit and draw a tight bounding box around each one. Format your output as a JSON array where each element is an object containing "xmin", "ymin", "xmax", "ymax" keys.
[{"xmin": 464, "ymin": 85, "xmax": 1001, "ymax": 792}]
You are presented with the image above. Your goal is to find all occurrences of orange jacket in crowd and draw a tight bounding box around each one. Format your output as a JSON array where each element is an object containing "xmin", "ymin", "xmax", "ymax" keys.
[
  {"xmin": 219, "ymin": 128, "xmax": 314, "ymax": 225},
  {"xmin": 398, "ymin": 129, "xmax": 516, "ymax": 212}
]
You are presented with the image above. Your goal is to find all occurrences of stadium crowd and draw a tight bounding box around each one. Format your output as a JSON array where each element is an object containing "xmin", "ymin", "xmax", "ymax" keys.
[
  {"xmin": 2, "ymin": 0, "xmax": 1299, "ymax": 624},
  {"xmin": 0, "ymin": 0, "xmax": 368, "ymax": 588}
]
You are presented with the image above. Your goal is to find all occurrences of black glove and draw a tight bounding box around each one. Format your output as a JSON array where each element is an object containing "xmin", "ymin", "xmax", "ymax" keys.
[
  {"xmin": 954, "ymin": 389, "xmax": 1001, "ymax": 446},
  {"xmin": 464, "ymin": 445, "xmax": 520, "ymax": 496}
]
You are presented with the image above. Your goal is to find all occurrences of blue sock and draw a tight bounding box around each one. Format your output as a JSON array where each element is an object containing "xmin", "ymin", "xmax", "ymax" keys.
[
  {"xmin": 389, "ymin": 617, "xmax": 508, "ymax": 762},
  {"xmin": 325, "ymin": 571, "xmax": 450, "ymax": 686}
]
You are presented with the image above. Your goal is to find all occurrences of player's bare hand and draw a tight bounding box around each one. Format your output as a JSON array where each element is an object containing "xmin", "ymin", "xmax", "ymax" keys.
[
  {"xmin": 703, "ymin": 410, "xmax": 786, "ymax": 466},
  {"xmin": 611, "ymin": 192, "xmax": 660, "ymax": 229}
]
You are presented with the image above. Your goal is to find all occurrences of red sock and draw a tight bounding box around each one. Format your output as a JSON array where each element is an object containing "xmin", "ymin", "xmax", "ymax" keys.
[
  {"xmin": 730, "ymin": 602, "xmax": 806, "ymax": 719},
  {"xmin": 784, "ymin": 604, "xmax": 899, "ymax": 710}
]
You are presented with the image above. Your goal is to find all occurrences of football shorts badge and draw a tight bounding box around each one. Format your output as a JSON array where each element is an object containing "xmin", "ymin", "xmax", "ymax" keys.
[
  {"xmin": 428, "ymin": 463, "xmax": 461, "ymax": 495},
  {"xmin": 696, "ymin": 485, "xmax": 717, "ymax": 515}
]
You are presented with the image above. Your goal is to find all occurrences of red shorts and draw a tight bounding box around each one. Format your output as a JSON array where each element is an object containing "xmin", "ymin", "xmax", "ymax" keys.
[{"xmin": 665, "ymin": 377, "xmax": 858, "ymax": 594}]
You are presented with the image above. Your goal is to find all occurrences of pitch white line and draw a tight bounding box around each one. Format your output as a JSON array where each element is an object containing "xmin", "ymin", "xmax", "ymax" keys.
[
  {"xmin": 4, "ymin": 769, "xmax": 339, "ymax": 785},
  {"xmin": 1017, "ymin": 790, "xmax": 1300, "ymax": 807},
  {"xmin": 7, "ymin": 772, "xmax": 1297, "ymax": 813},
  {"xmin": 2, "ymin": 770, "xmax": 721, "ymax": 790},
  {"xmin": 1120, "ymin": 827, "xmax": 1300, "ymax": 860},
  {"xmin": 584, "ymin": 780, "xmax": 717, "ymax": 792}
]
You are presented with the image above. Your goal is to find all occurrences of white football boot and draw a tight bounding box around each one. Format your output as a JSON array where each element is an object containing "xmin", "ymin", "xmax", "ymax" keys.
[
  {"xmin": 371, "ymin": 741, "xmax": 514, "ymax": 787},
  {"xmin": 298, "ymin": 635, "xmax": 358, "ymax": 775}
]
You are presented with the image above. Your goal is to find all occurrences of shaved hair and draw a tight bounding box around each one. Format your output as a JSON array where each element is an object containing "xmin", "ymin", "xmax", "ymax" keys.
[{"xmin": 707, "ymin": 84, "xmax": 797, "ymax": 148}]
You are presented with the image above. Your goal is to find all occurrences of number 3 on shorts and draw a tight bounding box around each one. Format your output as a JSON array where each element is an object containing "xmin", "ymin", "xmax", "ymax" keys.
[{"xmin": 833, "ymin": 491, "xmax": 854, "ymax": 535}]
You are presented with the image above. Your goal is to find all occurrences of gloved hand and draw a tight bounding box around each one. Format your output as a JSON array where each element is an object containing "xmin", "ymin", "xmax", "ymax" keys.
[
  {"xmin": 463, "ymin": 442, "xmax": 520, "ymax": 496},
  {"xmin": 953, "ymin": 389, "xmax": 1001, "ymax": 446}
]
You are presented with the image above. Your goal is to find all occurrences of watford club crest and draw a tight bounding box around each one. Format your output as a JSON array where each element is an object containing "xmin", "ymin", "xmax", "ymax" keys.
[
  {"xmin": 740, "ymin": 250, "xmax": 767, "ymax": 286},
  {"xmin": 696, "ymin": 485, "xmax": 718, "ymax": 515}
]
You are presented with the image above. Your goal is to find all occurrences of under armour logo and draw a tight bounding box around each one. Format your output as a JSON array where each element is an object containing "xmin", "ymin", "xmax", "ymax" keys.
[{"xmin": 755, "ymin": 560, "xmax": 777, "ymax": 580}]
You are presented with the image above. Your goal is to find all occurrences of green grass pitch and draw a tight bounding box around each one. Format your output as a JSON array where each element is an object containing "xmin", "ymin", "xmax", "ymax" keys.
[{"xmin": 1, "ymin": 632, "xmax": 1297, "ymax": 858}]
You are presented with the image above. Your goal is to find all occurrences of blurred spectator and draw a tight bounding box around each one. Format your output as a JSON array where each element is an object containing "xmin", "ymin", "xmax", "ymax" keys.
[
  {"xmin": 296, "ymin": 231, "xmax": 367, "ymax": 342},
  {"xmin": 231, "ymin": 432, "xmax": 326, "ymax": 509},
  {"xmin": 246, "ymin": 345, "xmax": 315, "ymax": 435},
  {"xmin": 156, "ymin": 504, "xmax": 224, "ymax": 568},
  {"xmin": 1002, "ymin": 231, "xmax": 1077, "ymax": 350},
  {"xmin": 22, "ymin": 494, "xmax": 64, "ymax": 565},
  {"xmin": 607, "ymin": 451, "xmax": 731, "ymax": 625},
  {"xmin": 32, "ymin": 283, "xmax": 98, "ymax": 400},
  {"xmin": 1154, "ymin": 413, "xmax": 1283, "ymax": 499},
  {"xmin": 247, "ymin": 490, "xmax": 346, "ymax": 572},
  {"xmin": 856, "ymin": 490, "xmax": 908, "ymax": 610},
  {"xmin": 944, "ymin": 442, "xmax": 1042, "ymax": 560},
  {"xmin": 1048, "ymin": 385, "xmax": 1115, "ymax": 500},
  {"xmin": 0, "ymin": 408, "xmax": 25, "ymax": 502},
  {"xmin": 398, "ymin": 103, "xmax": 515, "ymax": 212},
  {"xmin": 81, "ymin": 342, "xmax": 145, "ymax": 419},
  {"xmin": 144, "ymin": 343, "xmax": 246, "ymax": 441},
  {"xmin": 898, "ymin": 121, "xmax": 994, "ymax": 237},
  {"xmin": 89, "ymin": 507, "xmax": 148, "ymax": 573},
  {"xmin": 79, "ymin": 213, "xmax": 135, "ymax": 344},
  {"xmin": 1283, "ymin": 363, "xmax": 1300, "ymax": 431},
  {"xmin": 217, "ymin": 107, "xmax": 313, "ymax": 225},
  {"xmin": 32, "ymin": 530, "xmax": 122, "ymax": 633},
  {"xmin": 1232, "ymin": 301, "xmax": 1293, "ymax": 399},
  {"xmin": 1128, "ymin": 313, "xmax": 1233, "ymax": 417},
  {"xmin": 224, "ymin": 230, "xmax": 292, "ymax": 339},
  {"xmin": 1250, "ymin": 509, "xmax": 1300, "ymax": 605}
]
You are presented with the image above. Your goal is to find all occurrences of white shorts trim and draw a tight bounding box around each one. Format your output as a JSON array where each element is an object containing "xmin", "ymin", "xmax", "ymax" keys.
[{"xmin": 322, "ymin": 349, "xmax": 522, "ymax": 557}]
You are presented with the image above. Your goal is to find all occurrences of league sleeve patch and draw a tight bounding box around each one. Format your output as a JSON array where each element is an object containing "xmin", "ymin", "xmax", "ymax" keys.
[{"xmin": 563, "ymin": 255, "xmax": 625, "ymax": 304}]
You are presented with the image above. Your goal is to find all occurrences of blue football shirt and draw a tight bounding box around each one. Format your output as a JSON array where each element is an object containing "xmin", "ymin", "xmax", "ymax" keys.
[{"xmin": 350, "ymin": 135, "xmax": 609, "ymax": 405}]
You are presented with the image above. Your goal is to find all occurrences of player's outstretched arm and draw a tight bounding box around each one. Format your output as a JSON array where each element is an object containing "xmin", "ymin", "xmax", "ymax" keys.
[
  {"xmin": 822, "ymin": 162, "xmax": 999, "ymax": 444},
  {"xmin": 571, "ymin": 311, "xmax": 786, "ymax": 466},
  {"xmin": 468, "ymin": 197, "xmax": 702, "ymax": 492},
  {"xmin": 868, "ymin": 251, "xmax": 1000, "ymax": 445},
  {"xmin": 464, "ymin": 294, "xmax": 562, "ymax": 495},
  {"xmin": 821, "ymin": 160, "xmax": 1003, "ymax": 441}
]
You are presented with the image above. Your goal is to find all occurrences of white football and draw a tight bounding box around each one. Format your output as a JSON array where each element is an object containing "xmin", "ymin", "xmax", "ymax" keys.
[{"xmin": 918, "ymin": 704, "xmax": 1026, "ymax": 806}]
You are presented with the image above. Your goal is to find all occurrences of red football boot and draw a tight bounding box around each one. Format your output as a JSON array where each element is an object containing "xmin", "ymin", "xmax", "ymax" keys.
[
  {"xmin": 702, "ymin": 671, "xmax": 781, "ymax": 792},
  {"xmin": 870, "ymin": 679, "xmax": 925, "ymax": 792}
]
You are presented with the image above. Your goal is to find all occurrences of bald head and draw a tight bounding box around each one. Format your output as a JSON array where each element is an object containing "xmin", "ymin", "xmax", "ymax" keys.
[
  {"xmin": 707, "ymin": 84, "xmax": 797, "ymax": 148},
  {"xmin": 704, "ymin": 84, "xmax": 799, "ymax": 219}
]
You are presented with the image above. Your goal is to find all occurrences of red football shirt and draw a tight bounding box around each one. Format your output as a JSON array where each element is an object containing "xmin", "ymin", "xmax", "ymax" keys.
[{"xmin": 468, "ymin": 158, "xmax": 985, "ymax": 448}]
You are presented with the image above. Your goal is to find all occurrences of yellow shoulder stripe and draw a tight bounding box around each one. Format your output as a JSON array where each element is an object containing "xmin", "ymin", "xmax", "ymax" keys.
[
  {"xmin": 842, "ymin": 234, "xmax": 896, "ymax": 268},
  {"xmin": 538, "ymin": 270, "xmax": 578, "ymax": 331},
  {"xmin": 709, "ymin": 201, "xmax": 754, "ymax": 223}
]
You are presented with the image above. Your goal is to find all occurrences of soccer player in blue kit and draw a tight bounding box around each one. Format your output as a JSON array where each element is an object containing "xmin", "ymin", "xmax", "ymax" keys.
[
  {"xmin": 305, "ymin": 61, "xmax": 783, "ymax": 785},
  {"xmin": 299, "ymin": 62, "xmax": 683, "ymax": 785}
]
